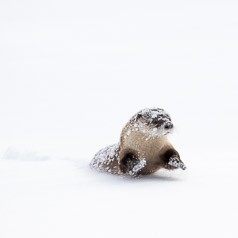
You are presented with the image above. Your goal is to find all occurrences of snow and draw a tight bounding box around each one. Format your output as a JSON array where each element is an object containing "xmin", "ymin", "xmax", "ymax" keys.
[
  {"xmin": 1, "ymin": 0, "xmax": 238, "ymax": 237},
  {"xmin": 0, "ymin": 148, "xmax": 237, "ymax": 238}
]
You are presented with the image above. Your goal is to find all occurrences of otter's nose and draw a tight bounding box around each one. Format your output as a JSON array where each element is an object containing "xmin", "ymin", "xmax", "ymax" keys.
[{"xmin": 164, "ymin": 122, "xmax": 173, "ymax": 129}]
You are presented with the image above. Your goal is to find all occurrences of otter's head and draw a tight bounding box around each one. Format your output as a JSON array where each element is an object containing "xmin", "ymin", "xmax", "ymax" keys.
[{"xmin": 130, "ymin": 108, "xmax": 173, "ymax": 137}]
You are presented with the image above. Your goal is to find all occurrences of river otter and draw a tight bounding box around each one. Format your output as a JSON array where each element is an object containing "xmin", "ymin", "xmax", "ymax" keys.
[{"xmin": 90, "ymin": 108, "xmax": 186, "ymax": 176}]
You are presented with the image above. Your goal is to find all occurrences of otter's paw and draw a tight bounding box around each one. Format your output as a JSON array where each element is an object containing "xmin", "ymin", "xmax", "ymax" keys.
[
  {"xmin": 119, "ymin": 153, "xmax": 146, "ymax": 176},
  {"xmin": 129, "ymin": 159, "xmax": 146, "ymax": 176},
  {"xmin": 119, "ymin": 153, "xmax": 139, "ymax": 175},
  {"xmin": 168, "ymin": 156, "xmax": 186, "ymax": 170}
]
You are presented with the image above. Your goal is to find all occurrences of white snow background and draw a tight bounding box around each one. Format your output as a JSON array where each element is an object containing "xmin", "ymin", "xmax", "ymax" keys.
[{"xmin": 0, "ymin": 0, "xmax": 238, "ymax": 237}]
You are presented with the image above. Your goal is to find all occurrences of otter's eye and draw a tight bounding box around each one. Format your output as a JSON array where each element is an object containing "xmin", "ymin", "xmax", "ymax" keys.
[
  {"xmin": 151, "ymin": 118, "xmax": 164, "ymax": 127},
  {"xmin": 164, "ymin": 122, "xmax": 173, "ymax": 129}
]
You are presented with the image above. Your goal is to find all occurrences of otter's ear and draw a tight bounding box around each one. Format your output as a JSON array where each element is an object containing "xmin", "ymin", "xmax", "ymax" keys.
[{"xmin": 119, "ymin": 153, "xmax": 139, "ymax": 174}]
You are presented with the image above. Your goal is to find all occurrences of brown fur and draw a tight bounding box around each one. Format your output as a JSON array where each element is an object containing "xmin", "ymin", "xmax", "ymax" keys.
[{"xmin": 118, "ymin": 122, "xmax": 179, "ymax": 175}]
